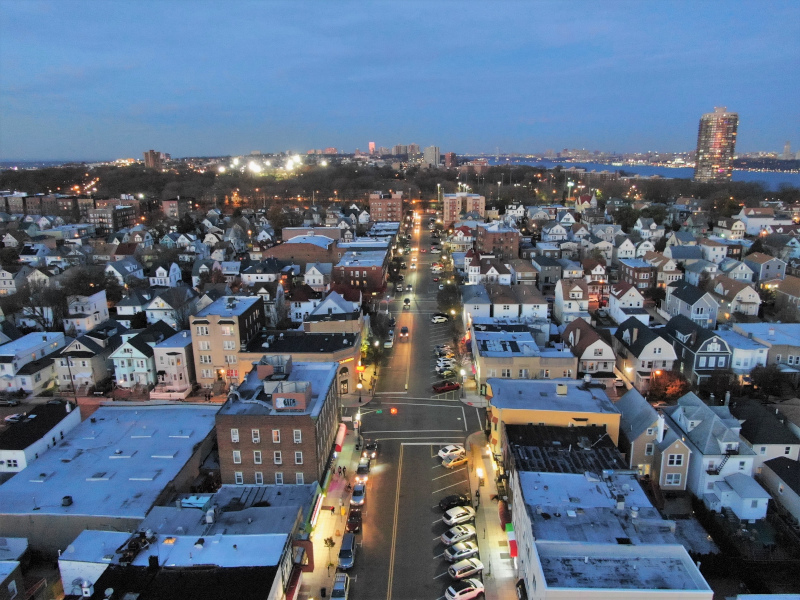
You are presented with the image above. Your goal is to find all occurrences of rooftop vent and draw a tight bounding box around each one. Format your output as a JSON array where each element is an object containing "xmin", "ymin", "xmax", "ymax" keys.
[{"xmin": 556, "ymin": 384, "xmax": 568, "ymax": 396}]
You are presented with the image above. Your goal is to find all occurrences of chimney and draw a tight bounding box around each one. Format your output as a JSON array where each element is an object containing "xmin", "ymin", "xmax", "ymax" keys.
[
  {"xmin": 769, "ymin": 327, "xmax": 776, "ymax": 339},
  {"xmin": 657, "ymin": 413, "xmax": 666, "ymax": 443},
  {"xmin": 632, "ymin": 328, "xmax": 638, "ymax": 344},
  {"xmin": 574, "ymin": 327, "xmax": 580, "ymax": 345}
]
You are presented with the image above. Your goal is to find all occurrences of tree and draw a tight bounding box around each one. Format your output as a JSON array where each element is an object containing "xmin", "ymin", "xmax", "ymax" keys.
[
  {"xmin": 746, "ymin": 238, "xmax": 769, "ymax": 256},
  {"xmin": 699, "ymin": 369, "xmax": 740, "ymax": 401},
  {"xmin": 614, "ymin": 205, "xmax": 641, "ymax": 232},
  {"xmin": 654, "ymin": 236, "xmax": 668, "ymax": 253},
  {"xmin": 370, "ymin": 312, "xmax": 392, "ymax": 342},
  {"xmin": 103, "ymin": 273, "xmax": 124, "ymax": 303},
  {"xmin": 648, "ymin": 370, "xmax": 690, "ymax": 404},
  {"xmin": 750, "ymin": 364, "xmax": 783, "ymax": 398},
  {"xmin": 437, "ymin": 283, "xmax": 461, "ymax": 316},
  {"xmin": 129, "ymin": 311, "xmax": 148, "ymax": 329},
  {"xmin": 0, "ymin": 247, "xmax": 20, "ymax": 269}
]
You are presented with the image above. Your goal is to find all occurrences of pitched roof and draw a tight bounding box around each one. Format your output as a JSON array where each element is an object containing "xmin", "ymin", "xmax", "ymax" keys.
[
  {"xmin": 668, "ymin": 281, "xmax": 708, "ymax": 305},
  {"xmin": 763, "ymin": 457, "xmax": 800, "ymax": 495},
  {"xmin": 666, "ymin": 246, "xmax": 704, "ymax": 260},
  {"xmin": 663, "ymin": 392, "xmax": 743, "ymax": 455},
  {"xmin": 615, "ymin": 388, "xmax": 658, "ymax": 440},
  {"xmin": 608, "ymin": 281, "xmax": 639, "ymax": 300},
  {"xmin": 561, "ymin": 318, "xmax": 606, "ymax": 358},
  {"xmin": 744, "ymin": 251, "xmax": 779, "ymax": 265},
  {"xmin": 775, "ymin": 275, "xmax": 800, "ymax": 299},
  {"xmin": 710, "ymin": 275, "xmax": 755, "ymax": 301},
  {"xmin": 614, "ymin": 317, "xmax": 663, "ymax": 356},
  {"xmin": 729, "ymin": 399, "xmax": 800, "ymax": 446},
  {"xmin": 662, "ymin": 315, "xmax": 720, "ymax": 350}
]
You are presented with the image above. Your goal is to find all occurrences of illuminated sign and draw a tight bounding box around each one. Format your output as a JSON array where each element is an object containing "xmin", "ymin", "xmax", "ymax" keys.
[{"xmin": 275, "ymin": 397, "xmax": 298, "ymax": 409}]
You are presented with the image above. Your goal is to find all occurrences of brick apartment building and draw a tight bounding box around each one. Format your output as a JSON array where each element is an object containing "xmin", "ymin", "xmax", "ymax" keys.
[
  {"xmin": 190, "ymin": 295, "xmax": 265, "ymax": 389},
  {"xmin": 262, "ymin": 236, "xmax": 339, "ymax": 270},
  {"xmin": 475, "ymin": 221, "xmax": 519, "ymax": 260},
  {"xmin": 368, "ymin": 191, "xmax": 403, "ymax": 222},
  {"xmin": 88, "ymin": 206, "xmax": 136, "ymax": 236},
  {"xmin": 618, "ymin": 258, "xmax": 657, "ymax": 291},
  {"xmin": 442, "ymin": 193, "xmax": 486, "ymax": 227},
  {"xmin": 216, "ymin": 356, "xmax": 339, "ymax": 486},
  {"xmin": 161, "ymin": 196, "xmax": 192, "ymax": 219},
  {"xmin": 333, "ymin": 251, "xmax": 388, "ymax": 295}
]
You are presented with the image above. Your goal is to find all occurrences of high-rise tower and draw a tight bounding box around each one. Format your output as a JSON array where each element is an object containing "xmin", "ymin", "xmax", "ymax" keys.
[{"xmin": 694, "ymin": 107, "xmax": 738, "ymax": 183}]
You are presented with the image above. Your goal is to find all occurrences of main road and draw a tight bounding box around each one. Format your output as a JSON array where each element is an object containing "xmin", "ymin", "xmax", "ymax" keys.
[{"xmin": 341, "ymin": 216, "xmax": 486, "ymax": 600}]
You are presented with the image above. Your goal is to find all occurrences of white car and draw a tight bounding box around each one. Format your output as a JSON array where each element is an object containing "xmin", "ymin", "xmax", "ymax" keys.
[
  {"xmin": 431, "ymin": 248, "xmax": 441, "ymax": 254},
  {"xmin": 441, "ymin": 524, "xmax": 476, "ymax": 546},
  {"xmin": 438, "ymin": 444, "xmax": 465, "ymax": 459},
  {"xmin": 445, "ymin": 578, "xmax": 484, "ymax": 600},
  {"xmin": 448, "ymin": 558, "xmax": 484, "ymax": 580},
  {"xmin": 431, "ymin": 315, "xmax": 448, "ymax": 324},
  {"xmin": 436, "ymin": 359, "xmax": 456, "ymax": 368},
  {"xmin": 443, "ymin": 506, "xmax": 476, "ymax": 526}
]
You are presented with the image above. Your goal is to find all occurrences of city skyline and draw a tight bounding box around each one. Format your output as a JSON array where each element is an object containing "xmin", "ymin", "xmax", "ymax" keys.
[{"xmin": 1, "ymin": 1, "xmax": 798, "ymax": 160}]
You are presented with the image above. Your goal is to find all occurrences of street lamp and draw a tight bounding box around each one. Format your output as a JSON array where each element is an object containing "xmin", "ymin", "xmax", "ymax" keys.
[
  {"xmin": 460, "ymin": 368, "xmax": 466, "ymax": 398},
  {"xmin": 357, "ymin": 382, "xmax": 363, "ymax": 404}
]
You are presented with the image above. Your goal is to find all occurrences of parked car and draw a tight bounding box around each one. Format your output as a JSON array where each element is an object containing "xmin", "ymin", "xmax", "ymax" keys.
[
  {"xmin": 444, "ymin": 541, "xmax": 480, "ymax": 563},
  {"xmin": 442, "ymin": 454, "xmax": 469, "ymax": 469},
  {"xmin": 0, "ymin": 399, "xmax": 20, "ymax": 407},
  {"xmin": 441, "ymin": 525, "xmax": 477, "ymax": 546},
  {"xmin": 355, "ymin": 457, "xmax": 371, "ymax": 483},
  {"xmin": 443, "ymin": 506, "xmax": 476, "ymax": 526},
  {"xmin": 597, "ymin": 308, "xmax": 608, "ymax": 318},
  {"xmin": 3, "ymin": 413, "xmax": 23, "ymax": 423},
  {"xmin": 438, "ymin": 444, "xmax": 465, "ymax": 459},
  {"xmin": 436, "ymin": 359, "xmax": 456, "ymax": 368},
  {"xmin": 434, "ymin": 344, "xmax": 453, "ymax": 352},
  {"xmin": 433, "ymin": 381, "xmax": 460, "ymax": 394},
  {"xmin": 350, "ymin": 483, "xmax": 366, "ymax": 506},
  {"xmin": 431, "ymin": 248, "xmax": 441, "ymax": 254},
  {"xmin": 448, "ymin": 558, "xmax": 484, "ymax": 580},
  {"xmin": 332, "ymin": 573, "xmax": 350, "ymax": 599},
  {"xmin": 338, "ymin": 532, "xmax": 357, "ymax": 570},
  {"xmin": 346, "ymin": 508, "xmax": 362, "ymax": 532},
  {"xmin": 445, "ymin": 578, "xmax": 484, "ymax": 600},
  {"xmin": 439, "ymin": 284, "xmax": 445, "ymax": 291},
  {"xmin": 436, "ymin": 350, "xmax": 455, "ymax": 358},
  {"xmin": 395, "ymin": 284, "xmax": 404, "ymax": 292},
  {"xmin": 614, "ymin": 378, "xmax": 625, "ymax": 388},
  {"xmin": 362, "ymin": 441, "xmax": 379, "ymax": 459},
  {"xmin": 383, "ymin": 337, "xmax": 394, "ymax": 349},
  {"xmin": 438, "ymin": 369, "xmax": 457, "ymax": 379},
  {"xmin": 439, "ymin": 493, "xmax": 471, "ymax": 512}
]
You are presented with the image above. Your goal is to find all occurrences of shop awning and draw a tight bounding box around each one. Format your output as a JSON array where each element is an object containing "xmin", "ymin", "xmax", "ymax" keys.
[
  {"xmin": 334, "ymin": 423, "xmax": 347, "ymax": 452},
  {"xmin": 506, "ymin": 522, "xmax": 517, "ymax": 557},
  {"xmin": 498, "ymin": 499, "xmax": 511, "ymax": 529}
]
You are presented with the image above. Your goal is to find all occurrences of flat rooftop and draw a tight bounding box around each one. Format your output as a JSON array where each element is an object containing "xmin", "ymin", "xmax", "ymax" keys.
[
  {"xmin": 0, "ymin": 405, "xmax": 218, "ymax": 518},
  {"xmin": 336, "ymin": 250, "xmax": 386, "ymax": 268},
  {"xmin": 195, "ymin": 296, "xmax": 260, "ymax": 319},
  {"xmin": 246, "ymin": 331, "xmax": 358, "ymax": 354},
  {"xmin": 535, "ymin": 541, "xmax": 711, "ymax": 593},
  {"xmin": 220, "ymin": 361, "xmax": 337, "ymax": 419},
  {"xmin": 475, "ymin": 331, "xmax": 539, "ymax": 357},
  {"xmin": 488, "ymin": 378, "xmax": 618, "ymax": 415},
  {"xmin": 506, "ymin": 424, "xmax": 623, "ymax": 474},
  {"xmin": 0, "ymin": 400, "xmax": 76, "ymax": 450}
]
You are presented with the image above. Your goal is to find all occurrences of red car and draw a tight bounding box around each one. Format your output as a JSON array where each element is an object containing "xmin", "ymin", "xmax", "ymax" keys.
[
  {"xmin": 433, "ymin": 381, "xmax": 460, "ymax": 394},
  {"xmin": 420, "ymin": 249, "xmax": 426, "ymax": 253},
  {"xmin": 433, "ymin": 277, "xmax": 440, "ymax": 282}
]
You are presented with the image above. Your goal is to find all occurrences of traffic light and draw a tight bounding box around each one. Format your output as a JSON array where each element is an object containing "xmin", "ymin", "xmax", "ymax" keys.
[{"xmin": 390, "ymin": 407, "xmax": 398, "ymax": 415}]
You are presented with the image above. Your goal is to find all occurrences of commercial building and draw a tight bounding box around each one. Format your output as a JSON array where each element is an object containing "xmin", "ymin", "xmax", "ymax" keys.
[
  {"xmin": 332, "ymin": 250, "xmax": 388, "ymax": 296},
  {"xmin": 143, "ymin": 149, "xmax": 163, "ymax": 170},
  {"xmin": 694, "ymin": 107, "xmax": 738, "ymax": 183},
  {"xmin": 217, "ymin": 357, "xmax": 339, "ymax": 486}
]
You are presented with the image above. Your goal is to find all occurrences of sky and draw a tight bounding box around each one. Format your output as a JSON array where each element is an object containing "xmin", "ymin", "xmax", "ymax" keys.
[{"xmin": 1, "ymin": 1, "xmax": 798, "ymax": 161}]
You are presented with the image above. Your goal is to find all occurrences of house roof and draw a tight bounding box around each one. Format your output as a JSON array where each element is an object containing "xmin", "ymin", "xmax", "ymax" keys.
[
  {"xmin": 723, "ymin": 472, "xmax": 770, "ymax": 499},
  {"xmin": 666, "ymin": 246, "xmax": 703, "ymax": 260},
  {"xmin": 668, "ymin": 281, "xmax": 708, "ymax": 305},
  {"xmin": 662, "ymin": 315, "xmax": 721, "ymax": 350},
  {"xmin": 614, "ymin": 317, "xmax": 664, "ymax": 356},
  {"xmin": 461, "ymin": 285, "xmax": 491, "ymax": 305},
  {"xmin": 662, "ymin": 392, "xmax": 749, "ymax": 455},
  {"xmin": 728, "ymin": 399, "xmax": 800, "ymax": 446},
  {"xmin": 763, "ymin": 456, "xmax": 800, "ymax": 495},
  {"xmin": 710, "ymin": 275, "xmax": 755, "ymax": 301},
  {"xmin": 0, "ymin": 401, "xmax": 76, "ymax": 450},
  {"xmin": 670, "ymin": 231, "xmax": 697, "ymax": 244},
  {"xmin": 744, "ymin": 252, "xmax": 778, "ymax": 265},
  {"xmin": 561, "ymin": 318, "xmax": 607, "ymax": 359},
  {"xmin": 615, "ymin": 387, "xmax": 658, "ymax": 440},
  {"xmin": 608, "ymin": 281, "xmax": 639, "ymax": 300}
]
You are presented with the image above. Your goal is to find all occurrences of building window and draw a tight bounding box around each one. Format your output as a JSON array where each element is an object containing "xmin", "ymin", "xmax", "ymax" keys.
[
  {"xmin": 234, "ymin": 471, "xmax": 243, "ymax": 485},
  {"xmin": 200, "ymin": 354, "xmax": 212, "ymax": 364},
  {"xmin": 739, "ymin": 461, "xmax": 746, "ymax": 470},
  {"xmin": 223, "ymin": 341, "xmax": 236, "ymax": 350},
  {"xmin": 252, "ymin": 429, "xmax": 260, "ymax": 444},
  {"xmin": 7, "ymin": 459, "xmax": 18, "ymax": 468},
  {"xmin": 199, "ymin": 341, "xmax": 210, "ymax": 350},
  {"xmin": 667, "ymin": 454, "xmax": 683, "ymax": 466},
  {"xmin": 751, "ymin": 499, "xmax": 759, "ymax": 509},
  {"xmin": 272, "ymin": 429, "xmax": 280, "ymax": 443},
  {"xmin": 225, "ymin": 355, "xmax": 237, "ymax": 364},
  {"xmin": 274, "ymin": 451, "xmax": 282, "ymax": 465},
  {"xmin": 593, "ymin": 348, "xmax": 603, "ymax": 356},
  {"xmin": 698, "ymin": 357, "xmax": 707, "ymax": 367},
  {"xmin": 296, "ymin": 472, "xmax": 304, "ymax": 484},
  {"xmin": 501, "ymin": 369, "xmax": 511, "ymax": 378},
  {"xmin": 294, "ymin": 429, "xmax": 302, "ymax": 444},
  {"xmin": 232, "ymin": 450, "xmax": 241, "ymax": 464},
  {"xmin": 254, "ymin": 450, "xmax": 262, "ymax": 464},
  {"xmin": 201, "ymin": 368, "xmax": 212, "ymax": 379},
  {"xmin": 231, "ymin": 428, "xmax": 239, "ymax": 443},
  {"xmin": 196, "ymin": 326, "xmax": 209, "ymax": 336},
  {"xmin": 275, "ymin": 472, "xmax": 284, "ymax": 485},
  {"xmin": 786, "ymin": 447, "xmax": 792, "ymax": 455},
  {"xmin": 645, "ymin": 443, "xmax": 654, "ymax": 456},
  {"xmin": 255, "ymin": 472, "xmax": 263, "ymax": 485},
  {"xmin": 665, "ymin": 473, "xmax": 681, "ymax": 486},
  {"xmin": 646, "ymin": 428, "xmax": 655, "ymax": 436},
  {"xmin": 760, "ymin": 446, "xmax": 767, "ymax": 455}
]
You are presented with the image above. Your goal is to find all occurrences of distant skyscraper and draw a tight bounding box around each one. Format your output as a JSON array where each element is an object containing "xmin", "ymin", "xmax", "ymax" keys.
[
  {"xmin": 784, "ymin": 141, "xmax": 792, "ymax": 160},
  {"xmin": 368, "ymin": 142, "xmax": 375, "ymax": 155},
  {"xmin": 407, "ymin": 143, "xmax": 420, "ymax": 155},
  {"xmin": 143, "ymin": 149, "xmax": 162, "ymax": 170},
  {"xmin": 423, "ymin": 146, "xmax": 440, "ymax": 168},
  {"xmin": 694, "ymin": 107, "xmax": 738, "ymax": 183},
  {"xmin": 444, "ymin": 152, "xmax": 457, "ymax": 168}
]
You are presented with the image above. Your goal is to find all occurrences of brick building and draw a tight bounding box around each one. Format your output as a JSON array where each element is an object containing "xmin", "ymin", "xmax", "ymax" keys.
[
  {"xmin": 618, "ymin": 258, "xmax": 656, "ymax": 291},
  {"xmin": 475, "ymin": 221, "xmax": 520, "ymax": 260},
  {"xmin": 88, "ymin": 206, "xmax": 136, "ymax": 235},
  {"xmin": 441, "ymin": 193, "xmax": 486, "ymax": 227},
  {"xmin": 161, "ymin": 196, "xmax": 192, "ymax": 219},
  {"xmin": 333, "ymin": 251, "xmax": 388, "ymax": 296},
  {"xmin": 368, "ymin": 191, "xmax": 403, "ymax": 222},
  {"xmin": 262, "ymin": 236, "xmax": 339, "ymax": 270},
  {"xmin": 216, "ymin": 357, "xmax": 339, "ymax": 486}
]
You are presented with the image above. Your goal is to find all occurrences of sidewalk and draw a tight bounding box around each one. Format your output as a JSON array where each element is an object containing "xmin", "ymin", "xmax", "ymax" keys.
[
  {"xmin": 340, "ymin": 363, "xmax": 378, "ymax": 409},
  {"xmin": 466, "ymin": 429, "xmax": 517, "ymax": 599},
  {"xmin": 298, "ymin": 425, "xmax": 361, "ymax": 600}
]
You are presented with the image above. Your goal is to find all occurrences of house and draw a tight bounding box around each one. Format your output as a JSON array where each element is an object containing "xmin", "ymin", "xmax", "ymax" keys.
[
  {"xmin": 148, "ymin": 261, "xmax": 183, "ymax": 288},
  {"xmin": 643, "ymin": 251, "xmax": 683, "ymax": 289},
  {"xmin": 633, "ymin": 217, "xmax": 665, "ymax": 240},
  {"xmin": 303, "ymin": 262, "xmax": 332, "ymax": 292},
  {"xmin": 561, "ymin": 319, "xmax": 615, "ymax": 379},
  {"xmin": 732, "ymin": 323, "xmax": 800, "ymax": 382},
  {"xmin": 556, "ymin": 258, "xmax": 583, "ymax": 280},
  {"xmin": 191, "ymin": 258, "xmax": 222, "ymax": 287},
  {"xmin": 568, "ymin": 222, "xmax": 590, "ymax": 242},
  {"xmin": 712, "ymin": 218, "xmax": 746, "ymax": 240},
  {"xmin": 55, "ymin": 320, "xmax": 126, "ymax": 394},
  {"xmin": 743, "ymin": 252, "xmax": 787, "ymax": 284},
  {"xmin": 760, "ymin": 457, "xmax": 800, "ymax": 526},
  {"xmin": 613, "ymin": 317, "xmax": 677, "ymax": 393},
  {"xmin": 467, "ymin": 256, "xmax": 512, "ymax": 285},
  {"xmin": 612, "ymin": 235, "xmax": 636, "ymax": 265},
  {"xmin": 664, "ymin": 281, "xmax": 719, "ymax": 329},
  {"xmin": 661, "ymin": 316, "xmax": 732, "ymax": 385},
  {"xmin": 462, "ymin": 285, "xmax": 492, "ymax": 324},
  {"xmin": 504, "ymin": 258, "xmax": 537, "ymax": 286},
  {"xmin": 104, "ymin": 256, "xmax": 145, "ymax": 285},
  {"xmin": 764, "ymin": 233, "xmax": 800, "ymax": 261},
  {"xmin": 584, "ymin": 235, "xmax": 614, "ymax": 262},
  {"xmin": 698, "ymin": 238, "xmax": 728, "ymax": 264},
  {"xmin": 484, "ymin": 284, "xmax": 548, "ymax": 320},
  {"xmin": 285, "ymin": 284, "xmax": 323, "ymax": 323},
  {"xmin": 717, "ymin": 258, "xmax": 754, "ymax": 283},
  {"xmin": 113, "ymin": 289, "xmax": 153, "ymax": 329},
  {"xmin": 664, "ymin": 245, "xmax": 704, "ymax": 266},
  {"xmin": 145, "ymin": 287, "xmax": 199, "ymax": 330},
  {"xmin": 618, "ymin": 258, "xmax": 656, "ymax": 291},
  {"xmin": 707, "ymin": 275, "xmax": 761, "ymax": 321},
  {"xmin": 553, "ymin": 278, "xmax": 590, "ymax": 325},
  {"xmin": 540, "ymin": 220, "xmax": 568, "ymax": 243},
  {"xmin": 109, "ymin": 321, "xmax": 177, "ymax": 389},
  {"xmin": 665, "ymin": 231, "xmax": 698, "ymax": 247},
  {"xmin": 634, "ymin": 239, "xmax": 656, "ymax": 257},
  {"xmin": 581, "ymin": 258, "xmax": 608, "ymax": 301},
  {"xmin": 663, "ymin": 393, "xmax": 769, "ymax": 522},
  {"xmin": 0, "ymin": 331, "xmax": 66, "ymax": 394},
  {"xmin": 607, "ymin": 282, "xmax": 648, "ymax": 325},
  {"xmin": 683, "ymin": 259, "xmax": 718, "ymax": 287},
  {"xmin": 728, "ymin": 399, "xmax": 800, "ymax": 473},
  {"xmin": 735, "ymin": 207, "xmax": 792, "ymax": 235},
  {"xmin": 63, "ymin": 290, "xmax": 110, "ymax": 336},
  {"xmin": 150, "ymin": 330, "xmax": 195, "ymax": 400},
  {"xmin": 683, "ymin": 214, "xmax": 708, "ymax": 235},
  {"xmin": 240, "ymin": 258, "xmax": 282, "ymax": 287},
  {"xmin": 0, "ymin": 267, "xmax": 31, "ymax": 296},
  {"xmin": 615, "ymin": 388, "xmax": 691, "ymax": 487},
  {"xmin": 591, "ymin": 224, "xmax": 623, "ymax": 243},
  {"xmin": 303, "ymin": 290, "xmax": 363, "ymax": 335}
]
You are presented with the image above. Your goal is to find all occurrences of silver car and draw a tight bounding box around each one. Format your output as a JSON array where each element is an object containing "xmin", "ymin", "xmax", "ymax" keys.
[
  {"xmin": 444, "ymin": 541, "xmax": 479, "ymax": 563},
  {"xmin": 448, "ymin": 558, "xmax": 484, "ymax": 580},
  {"xmin": 350, "ymin": 483, "xmax": 366, "ymax": 506},
  {"xmin": 443, "ymin": 506, "xmax": 476, "ymax": 526},
  {"xmin": 440, "ymin": 525, "xmax": 477, "ymax": 546}
]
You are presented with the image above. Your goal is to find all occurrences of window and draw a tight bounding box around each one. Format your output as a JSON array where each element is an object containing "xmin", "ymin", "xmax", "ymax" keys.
[
  {"xmin": 739, "ymin": 461, "xmax": 746, "ymax": 470},
  {"xmin": 760, "ymin": 446, "xmax": 767, "ymax": 455},
  {"xmin": 777, "ymin": 354, "xmax": 782, "ymax": 363},
  {"xmin": 196, "ymin": 326, "xmax": 209, "ymax": 336},
  {"xmin": 221, "ymin": 326, "xmax": 234, "ymax": 336},
  {"xmin": 295, "ymin": 451, "xmax": 303, "ymax": 464},
  {"xmin": 200, "ymin": 354, "xmax": 212, "ymax": 364},
  {"xmin": 254, "ymin": 471, "xmax": 263, "ymax": 485},
  {"xmin": 296, "ymin": 472, "xmax": 304, "ymax": 485},
  {"xmin": 594, "ymin": 348, "xmax": 603, "ymax": 356},
  {"xmin": 7, "ymin": 459, "xmax": 18, "ymax": 468},
  {"xmin": 786, "ymin": 447, "xmax": 792, "ymax": 455},
  {"xmin": 645, "ymin": 443, "xmax": 654, "ymax": 456},
  {"xmin": 272, "ymin": 429, "xmax": 280, "ymax": 443},
  {"xmin": 274, "ymin": 451, "xmax": 282, "ymax": 464},
  {"xmin": 201, "ymin": 368, "xmax": 212, "ymax": 379},
  {"xmin": 253, "ymin": 450, "xmax": 262, "ymax": 464},
  {"xmin": 234, "ymin": 471, "xmax": 243, "ymax": 485},
  {"xmin": 294, "ymin": 429, "xmax": 302, "ymax": 444},
  {"xmin": 718, "ymin": 357, "xmax": 726, "ymax": 368},
  {"xmin": 225, "ymin": 355, "xmax": 237, "ymax": 364},
  {"xmin": 751, "ymin": 499, "xmax": 759, "ymax": 509},
  {"xmin": 667, "ymin": 454, "xmax": 683, "ymax": 466},
  {"xmin": 199, "ymin": 341, "xmax": 210, "ymax": 350},
  {"xmin": 223, "ymin": 341, "xmax": 236, "ymax": 350},
  {"xmin": 698, "ymin": 357, "xmax": 707, "ymax": 367},
  {"xmin": 519, "ymin": 369, "xmax": 529, "ymax": 378},
  {"xmin": 275, "ymin": 472, "xmax": 284, "ymax": 485},
  {"xmin": 646, "ymin": 428, "xmax": 655, "ymax": 436},
  {"xmin": 232, "ymin": 450, "xmax": 241, "ymax": 464},
  {"xmin": 252, "ymin": 429, "xmax": 260, "ymax": 444},
  {"xmin": 231, "ymin": 428, "xmax": 239, "ymax": 443},
  {"xmin": 665, "ymin": 473, "xmax": 681, "ymax": 486},
  {"xmin": 501, "ymin": 369, "xmax": 511, "ymax": 378}
]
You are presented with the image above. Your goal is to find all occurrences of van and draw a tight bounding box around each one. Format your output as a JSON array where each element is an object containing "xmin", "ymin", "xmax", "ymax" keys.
[
  {"xmin": 331, "ymin": 573, "xmax": 350, "ymax": 599},
  {"xmin": 338, "ymin": 532, "xmax": 357, "ymax": 570}
]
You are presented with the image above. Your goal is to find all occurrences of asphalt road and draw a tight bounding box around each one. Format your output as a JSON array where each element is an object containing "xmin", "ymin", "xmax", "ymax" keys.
[{"xmin": 341, "ymin": 219, "xmax": 485, "ymax": 600}]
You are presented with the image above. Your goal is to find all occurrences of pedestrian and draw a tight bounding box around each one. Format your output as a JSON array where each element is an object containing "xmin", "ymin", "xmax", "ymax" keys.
[
  {"xmin": 337, "ymin": 466, "xmax": 342, "ymax": 477},
  {"xmin": 330, "ymin": 506, "xmax": 335, "ymax": 515},
  {"xmin": 342, "ymin": 466, "xmax": 347, "ymax": 477}
]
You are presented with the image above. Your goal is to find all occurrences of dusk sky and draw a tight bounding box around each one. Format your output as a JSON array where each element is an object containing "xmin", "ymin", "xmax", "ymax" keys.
[{"xmin": 1, "ymin": 1, "xmax": 798, "ymax": 161}]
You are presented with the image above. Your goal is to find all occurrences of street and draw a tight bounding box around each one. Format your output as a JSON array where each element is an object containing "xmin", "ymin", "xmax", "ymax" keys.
[{"xmin": 341, "ymin": 219, "xmax": 485, "ymax": 600}]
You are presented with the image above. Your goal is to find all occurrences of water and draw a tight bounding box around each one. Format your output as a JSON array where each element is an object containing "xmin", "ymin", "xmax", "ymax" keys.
[{"xmin": 484, "ymin": 158, "xmax": 800, "ymax": 190}]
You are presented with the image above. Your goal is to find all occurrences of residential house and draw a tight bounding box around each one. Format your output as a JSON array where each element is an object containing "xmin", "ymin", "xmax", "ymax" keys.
[
  {"xmin": 718, "ymin": 258, "xmax": 754, "ymax": 283},
  {"xmin": 145, "ymin": 287, "xmax": 199, "ymax": 330},
  {"xmin": 663, "ymin": 393, "xmax": 769, "ymax": 522},
  {"xmin": 607, "ymin": 282, "xmax": 648, "ymax": 326},
  {"xmin": 613, "ymin": 317, "xmax": 677, "ymax": 392},
  {"xmin": 743, "ymin": 252, "xmax": 787, "ymax": 284},
  {"xmin": 0, "ymin": 266, "xmax": 33, "ymax": 296},
  {"xmin": 735, "ymin": 207, "xmax": 792, "ymax": 235},
  {"xmin": 485, "ymin": 284, "xmax": 548, "ymax": 320},
  {"xmin": 191, "ymin": 258, "xmax": 222, "ymax": 287},
  {"xmin": 612, "ymin": 236, "xmax": 636, "ymax": 265},
  {"xmin": 684, "ymin": 259, "xmax": 718, "ymax": 287},
  {"xmin": 150, "ymin": 330, "xmax": 195, "ymax": 400},
  {"xmin": 561, "ymin": 318, "xmax": 615, "ymax": 379},
  {"xmin": 698, "ymin": 238, "xmax": 728, "ymax": 264},
  {"xmin": 0, "ymin": 332, "xmax": 66, "ymax": 394},
  {"xmin": 664, "ymin": 281, "xmax": 719, "ymax": 329},
  {"xmin": 504, "ymin": 259, "xmax": 537, "ymax": 286},
  {"xmin": 556, "ymin": 258, "xmax": 583, "ymax": 280},
  {"xmin": 240, "ymin": 259, "xmax": 282, "ymax": 288},
  {"xmin": 584, "ymin": 234, "xmax": 614, "ymax": 262},
  {"xmin": 553, "ymin": 278, "xmax": 590, "ymax": 325},
  {"xmin": 467, "ymin": 257, "xmax": 512, "ymax": 285},
  {"xmin": 615, "ymin": 388, "xmax": 691, "ymax": 487},
  {"xmin": 633, "ymin": 217, "xmax": 665, "ymax": 240},
  {"xmin": 532, "ymin": 255, "xmax": 562, "ymax": 296},
  {"xmin": 581, "ymin": 258, "xmax": 608, "ymax": 302},
  {"xmin": 665, "ymin": 231, "xmax": 698, "ymax": 247},
  {"xmin": 634, "ymin": 239, "xmax": 656, "ymax": 257},
  {"xmin": 712, "ymin": 218, "xmax": 746, "ymax": 240},
  {"xmin": 591, "ymin": 224, "xmax": 623, "ymax": 243},
  {"xmin": 662, "ymin": 316, "xmax": 732, "ymax": 385},
  {"xmin": 63, "ymin": 290, "xmax": 110, "ymax": 336},
  {"xmin": 104, "ymin": 256, "xmax": 144, "ymax": 285},
  {"xmin": 759, "ymin": 457, "xmax": 800, "ymax": 526},
  {"xmin": 732, "ymin": 323, "xmax": 800, "ymax": 382},
  {"xmin": 618, "ymin": 258, "xmax": 656, "ymax": 291},
  {"xmin": 54, "ymin": 320, "xmax": 125, "ymax": 394},
  {"xmin": 540, "ymin": 221, "xmax": 568, "ymax": 243},
  {"xmin": 303, "ymin": 290, "xmax": 363, "ymax": 336},
  {"xmin": 568, "ymin": 222, "xmax": 590, "ymax": 242},
  {"xmin": 707, "ymin": 275, "xmax": 761, "ymax": 321},
  {"xmin": 109, "ymin": 321, "xmax": 177, "ymax": 389},
  {"xmin": 148, "ymin": 261, "xmax": 183, "ymax": 288},
  {"xmin": 303, "ymin": 262, "xmax": 332, "ymax": 292},
  {"xmin": 285, "ymin": 284, "xmax": 324, "ymax": 323},
  {"xmin": 113, "ymin": 289, "xmax": 153, "ymax": 329},
  {"xmin": 728, "ymin": 399, "xmax": 800, "ymax": 473},
  {"xmin": 683, "ymin": 214, "xmax": 708, "ymax": 236},
  {"xmin": 643, "ymin": 251, "xmax": 683, "ymax": 289},
  {"xmin": 664, "ymin": 245, "xmax": 704, "ymax": 267}
]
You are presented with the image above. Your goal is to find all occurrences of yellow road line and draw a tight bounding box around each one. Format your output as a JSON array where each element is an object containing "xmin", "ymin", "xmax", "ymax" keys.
[{"xmin": 386, "ymin": 443, "xmax": 403, "ymax": 600}]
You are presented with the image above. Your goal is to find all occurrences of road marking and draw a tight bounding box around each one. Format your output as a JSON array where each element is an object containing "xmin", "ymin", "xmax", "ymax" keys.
[
  {"xmin": 433, "ymin": 571, "xmax": 449, "ymax": 579},
  {"xmin": 432, "ymin": 480, "xmax": 470, "ymax": 494},
  {"xmin": 375, "ymin": 391, "xmax": 407, "ymax": 395},
  {"xmin": 461, "ymin": 406, "xmax": 468, "ymax": 431},
  {"xmin": 433, "ymin": 468, "xmax": 465, "ymax": 480},
  {"xmin": 378, "ymin": 437, "xmax": 466, "ymax": 442},
  {"xmin": 433, "ymin": 553, "xmax": 444, "ymax": 559},
  {"xmin": 386, "ymin": 443, "xmax": 403, "ymax": 600},
  {"xmin": 475, "ymin": 407, "xmax": 483, "ymax": 430},
  {"xmin": 367, "ymin": 429, "xmax": 463, "ymax": 434},
  {"xmin": 432, "ymin": 518, "xmax": 443, "ymax": 524}
]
